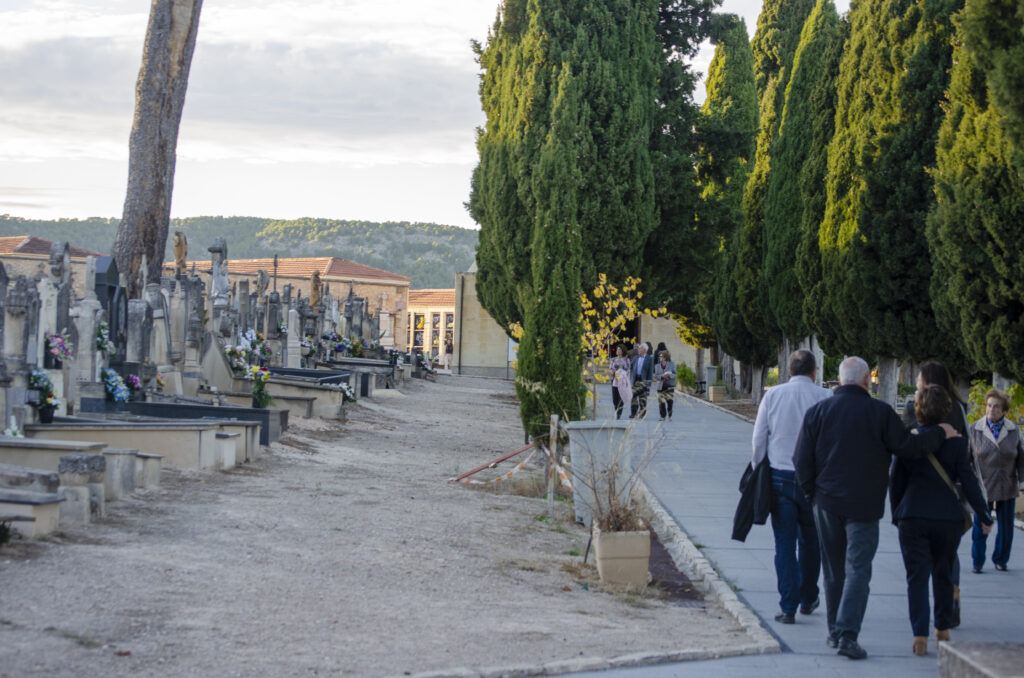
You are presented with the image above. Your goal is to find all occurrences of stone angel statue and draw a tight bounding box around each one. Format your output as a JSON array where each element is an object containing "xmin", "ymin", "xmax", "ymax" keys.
[
  {"xmin": 310, "ymin": 270, "xmax": 323, "ymax": 310},
  {"xmin": 172, "ymin": 231, "xmax": 188, "ymax": 275}
]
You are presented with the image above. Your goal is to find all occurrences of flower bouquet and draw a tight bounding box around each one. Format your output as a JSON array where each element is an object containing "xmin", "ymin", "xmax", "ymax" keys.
[
  {"xmin": 29, "ymin": 368, "xmax": 61, "ymax": 422},
  {"xmin": 249, "ymin": 365, "xmax": 273, "ymax": 408},
  {"xmin": 102, "ymin": 368, "xmax": 130, "ymax": 403},
  {"xmin": 95, "ymin": 321, "xmax": 115, "ymax": 354},
  {"xmin": 44, "ymin": 328, "xmax": 74, "ymax": 368},
  {"xmin": 125, "ymin": 374, "xmax": 143, "ymax": 400}
]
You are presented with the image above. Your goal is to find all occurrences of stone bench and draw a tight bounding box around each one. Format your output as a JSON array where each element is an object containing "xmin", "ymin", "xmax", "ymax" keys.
[
  {"xmin": 25, "ymin": 422, "xmax": 221, "ymax": 472},
  {"xmin": 940, "ymin": 642, "xmax": 1024, "ymax": 678},
  {"xmin": 0, "ymin": 488, "xmax": 62, "ymax": 538},
  {"xmin": 57, "ymin": 452, "xmax": 107, "ymax": 523}
]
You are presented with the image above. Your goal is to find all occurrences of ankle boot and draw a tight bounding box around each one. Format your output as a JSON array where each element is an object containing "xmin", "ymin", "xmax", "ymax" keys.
[
  {"xmin": 951, "ymin": 585, "xmax": 961, "ymax": 628},
  {"xmin": 936, "ymin": 629, "xmax": 951, "ymax": 642},
  {"xmin": 913, "ymin": 636, "xmax": 928, "ymax": 656}
]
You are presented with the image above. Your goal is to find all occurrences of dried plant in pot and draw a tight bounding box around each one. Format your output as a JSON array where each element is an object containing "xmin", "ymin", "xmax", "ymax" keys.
[{"xmin": 564, "ymin": 420, "xmax": 658, "ymax": 589}]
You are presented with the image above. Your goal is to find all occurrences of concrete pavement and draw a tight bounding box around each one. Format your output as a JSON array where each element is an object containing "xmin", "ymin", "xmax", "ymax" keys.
[{"xmin": 581, "ymin": 391, "xmax": 1024, "ymax": 677}]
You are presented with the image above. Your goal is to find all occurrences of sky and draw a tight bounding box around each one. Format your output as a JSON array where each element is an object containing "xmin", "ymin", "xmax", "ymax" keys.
[{"xmin": 0, "ymin": 0, "xmax": 843, "ymax": 231}]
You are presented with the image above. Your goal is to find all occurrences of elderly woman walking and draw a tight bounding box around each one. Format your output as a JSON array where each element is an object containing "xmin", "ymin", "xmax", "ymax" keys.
[{"xmin": 969, "ymin": 388, "xmax": 1024, "ymax": 572}]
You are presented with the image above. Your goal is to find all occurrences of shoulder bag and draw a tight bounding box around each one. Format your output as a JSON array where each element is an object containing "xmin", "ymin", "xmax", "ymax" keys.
[{"xmin": 925, "ymin": 452, "xmax": 974, "ymax": 536}]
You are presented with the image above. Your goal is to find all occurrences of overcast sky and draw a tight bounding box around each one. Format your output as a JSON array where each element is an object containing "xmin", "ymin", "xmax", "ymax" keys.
[{"xmin": 0, "ymin": 0, "xmax": 841, "ymax": 230}]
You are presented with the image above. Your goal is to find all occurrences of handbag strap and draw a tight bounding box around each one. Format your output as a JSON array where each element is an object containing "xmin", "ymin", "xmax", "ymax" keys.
[{"xmin": 925, "ymin": 453, "xmax": 960, "ymax": 500}]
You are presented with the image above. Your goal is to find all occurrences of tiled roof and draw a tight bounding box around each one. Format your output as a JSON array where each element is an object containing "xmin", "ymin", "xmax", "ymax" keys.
[
  {"xmin": 0, "ymin": 235, "xmax": 106, "ymax": 258},
  {"xmin": 165, "ymin": 256, "xmax": 411, "ymax": 284},
  {"xmin": 408, "ymin": 289, "xmax": 456, "ymax": 307}
]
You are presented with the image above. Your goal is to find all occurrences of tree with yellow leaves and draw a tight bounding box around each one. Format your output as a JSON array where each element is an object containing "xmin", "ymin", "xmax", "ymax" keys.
[{"xmin": 580, "ymin": 274, "xmax": 666, "ymax": 419}]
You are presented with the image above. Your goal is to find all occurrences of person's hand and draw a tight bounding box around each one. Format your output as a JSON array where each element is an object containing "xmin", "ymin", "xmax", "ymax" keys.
[
  {"xmin": 938, "ymin": 423, "xmax": 961, "ymax": 439},
  {"xmin": 982, "ymin": 522, "xmax": 993, "ymax": 535}
]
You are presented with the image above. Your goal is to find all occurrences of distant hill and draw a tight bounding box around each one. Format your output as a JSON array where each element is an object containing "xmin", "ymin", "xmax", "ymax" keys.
[{"xmin": 0, "ymin": 215, "xmax": 479, "ymax": 289}]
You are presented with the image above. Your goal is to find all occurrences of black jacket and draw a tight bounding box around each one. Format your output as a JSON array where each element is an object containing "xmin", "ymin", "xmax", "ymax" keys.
[
  {"xmin": 890, "ymin": 436, "xmax": 993, "ymax": 525},
  {"xmin": 732, "ymin": 456, "xmax": 772, "ymax": 542},
  {"xmin": 793, "ymin": 385, "xmax": 945, "ymax": 522}
]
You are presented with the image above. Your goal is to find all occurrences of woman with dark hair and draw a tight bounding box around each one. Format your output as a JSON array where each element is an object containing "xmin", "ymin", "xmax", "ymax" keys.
[
  {"xmin": 891, "ymin": 385, "xmax": 993, "ymax": 656},
  {"xmin": 901, "ymin": 361, "xmax": 973, "ymax": 626},
  {"xmin": 969, "ymin": 388, "xmax": 1024, "ymax": 572}
]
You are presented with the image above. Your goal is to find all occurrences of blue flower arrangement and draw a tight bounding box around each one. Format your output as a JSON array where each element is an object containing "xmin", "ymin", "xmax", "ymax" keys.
[{"xmin": 102, "ymin": 368, "xmax": 130, "ymax": 402}]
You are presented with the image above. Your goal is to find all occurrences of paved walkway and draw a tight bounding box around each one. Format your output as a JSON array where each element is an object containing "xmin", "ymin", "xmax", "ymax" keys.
[{"xmin": 579, "ymin": 392, "xmax": 1024, "ymax": 677}]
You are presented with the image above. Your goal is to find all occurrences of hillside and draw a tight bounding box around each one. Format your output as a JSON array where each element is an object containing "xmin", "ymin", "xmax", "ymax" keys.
[{"xmin": 0, "ymin": 215, "xmax": 479, "ymax": 289}]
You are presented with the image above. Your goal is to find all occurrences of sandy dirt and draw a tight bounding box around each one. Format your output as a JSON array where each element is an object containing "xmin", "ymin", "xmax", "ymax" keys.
[{"xmin": 0, "ymin": 376, "xmax": 755, "ymax": 677}]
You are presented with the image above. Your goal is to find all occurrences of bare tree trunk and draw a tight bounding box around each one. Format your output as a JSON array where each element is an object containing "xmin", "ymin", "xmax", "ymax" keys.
[
  {"xmin": 751, "ymin": 365, "xmax": 766, "ymax": 405},
  {"xmin": 777, "ymin": 337, "xmax": 791, "ymax": 383},
  {"xmin": 113, "ymin": 0, "xmax": 203, "ymax": 298},
  {"xmin": 695, "ymin": 347, "xmax": 704, "ymax": 391},
  {"xmin": 877, "ymin": 356, "xmax": 898, "ymax": 408}
]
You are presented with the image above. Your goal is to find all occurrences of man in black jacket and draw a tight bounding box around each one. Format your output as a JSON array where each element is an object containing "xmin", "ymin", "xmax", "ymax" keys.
[{"xmin": 793, "ymin": 357, "xmax": 958, "ymax": 660}]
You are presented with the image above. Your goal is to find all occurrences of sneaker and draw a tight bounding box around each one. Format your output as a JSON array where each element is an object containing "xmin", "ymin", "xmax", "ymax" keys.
[
  {"xmin": 774, "ymin": 612, "xmax": 795, "ymax": 624},
  {"xmin": 995, "ymin": 564, "xmax": 1007, "ymax": 571},
  {"xmin": 800, "ymin": 597, "xmax": 820, "ymax": 615},
  {"xmin": 826, "ymin": 633, "xmax": 839, "ymax": 649},
  {"xmin": 972, "ymin": 565, "xmax": 984, "ymax": 573},
  {"xmin": 837, "ymin": 638, "xmax": 868, "ymax": 660}
]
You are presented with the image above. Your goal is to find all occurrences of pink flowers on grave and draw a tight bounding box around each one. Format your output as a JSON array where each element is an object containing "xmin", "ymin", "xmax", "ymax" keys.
[
  {"xmin": 45, "ymin": 329, "xmax": 74, "ymax": 359},
  {"xmin": 125, "ymin": 374, "xmax": 142, "ymax": 392}
]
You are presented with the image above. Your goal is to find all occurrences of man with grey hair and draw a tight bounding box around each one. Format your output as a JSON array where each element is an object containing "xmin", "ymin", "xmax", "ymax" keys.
[
  {"xmin": 793, "ymin": 356, "xmax": 959, "ymax": 660},
  {"xmin": 752, "ymin": 349, "xmax": 831, "ymax": 624}
]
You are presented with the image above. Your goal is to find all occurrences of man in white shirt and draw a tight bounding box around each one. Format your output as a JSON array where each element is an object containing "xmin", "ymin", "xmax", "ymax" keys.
[{"xmin": 752, "ymin": 349, "xmax": 831, "ymax": 624}]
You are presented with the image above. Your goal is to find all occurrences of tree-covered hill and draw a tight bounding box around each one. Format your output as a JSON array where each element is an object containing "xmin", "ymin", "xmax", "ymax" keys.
[{"xmin": 0, "ymin": 215, "xmax": 479, "ymax": 289}]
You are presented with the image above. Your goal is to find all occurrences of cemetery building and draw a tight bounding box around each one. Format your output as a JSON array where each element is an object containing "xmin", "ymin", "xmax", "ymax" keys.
[
  {"xmin": 0, "ymin": 235, "xmax": 107, "ymax": 298},
  {"xmin": 407, "ymin": 289, "xmax": 455, "ymax": 357},
  {"xmin": 453, "ymin": 264, "xmax": 516, "ymax": 378}
]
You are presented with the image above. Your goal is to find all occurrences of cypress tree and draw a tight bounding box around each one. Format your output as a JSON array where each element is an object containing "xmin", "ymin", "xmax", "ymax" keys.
[
  {"xmin": 820, "ymin": 0, "xmax": 964, "ymax": 365},
  {"xmin": 762, "ymin": 0, "xmax": 843, "ymax": 342},
  {"xmin": 641, "ymin": 0, "xmax": 720, "ymax": 315},
  {"xmin": 515, "ymin": 63, "xmax": 587, "ymax": 437},
  {"xmin": 929, "ymin": 2, "xmax": 1023, "ymax": 379},
  {"xmin": 695, "ymin": 16, "xmax": 763, "ymax": 363},
  {"xmin": 734, "ymin": 0, "xmax": 815, "ymax": 366}
]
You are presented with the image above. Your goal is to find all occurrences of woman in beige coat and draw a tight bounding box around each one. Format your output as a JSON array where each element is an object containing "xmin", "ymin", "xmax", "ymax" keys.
[{"xmin": 969, "ymin": 389, "xmax": 1024, "ymax": 572}]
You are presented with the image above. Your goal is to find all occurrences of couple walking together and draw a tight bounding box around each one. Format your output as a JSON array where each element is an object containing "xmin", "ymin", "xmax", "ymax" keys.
[
  {"xmin": 610, "ymin": 342, "xmax": 675, "ymax": 420},
  {"xmin": 752, "ymin": 352, "xmax": 995, "ymax": 660}
]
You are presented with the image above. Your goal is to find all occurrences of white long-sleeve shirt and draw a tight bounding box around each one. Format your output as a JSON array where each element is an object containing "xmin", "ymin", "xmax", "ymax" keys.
[{"xmin": 752, "ymin": 375, "xmax": 832, "ymax": 471}]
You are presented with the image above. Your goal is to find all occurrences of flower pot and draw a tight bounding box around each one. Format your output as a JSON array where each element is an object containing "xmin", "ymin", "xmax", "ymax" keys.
[
  {"xmin": 708, "ymin": 385, "xmax": 727, "ymax": 403},
  {"xmin": 43, "ymin": 354, "xmax": 62, "ymax": 369},
  {"xmin": 38, "ymin": 406, "xmax": 55, "ymax": 424},
  {"xmin": 592, "ymin": 523, "xmax": 650, "ymax": 588},
  {"xmin": 252, "ymin": 397, "xmax": 261, "ymax": 409}
]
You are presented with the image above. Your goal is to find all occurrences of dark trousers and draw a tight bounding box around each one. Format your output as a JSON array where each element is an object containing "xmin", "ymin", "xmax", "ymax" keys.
[
  {"xmin": 813, "ymin": 505, "xmax": 879, "ymax": 642},
  {"xmin": 972, "ymin": 499, "xmax": 1016, "ymax": 568},
  {"xmin": 658, "ymin": 388, "xmax": 674, "ymax": 419},
  {"xmin": 897, "ymin": 517, "xmax": 960, "ymax": 636},
  {"xmin": 770, "ymin": 470, "xmax": 820, "ymax": 615},
  {"xmin": 612, "ymin": 386, "xmax": 624, "ymax": 419},
  {"xmin": 630, "ymin": 385, "xmax": 649, "ymax": 418}
]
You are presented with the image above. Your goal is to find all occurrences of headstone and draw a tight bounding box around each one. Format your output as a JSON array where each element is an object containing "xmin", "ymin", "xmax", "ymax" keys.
[
  {"xmin": 286, "ymin": 307, "xmax": 301, "ymax": 368},
  {"xmin": 71, "ymin": 256, "xmax": 104, "ymax": 385},
  {"xmin": 126, "ymin": 298, "xmax": 152, "ymax": 365}
]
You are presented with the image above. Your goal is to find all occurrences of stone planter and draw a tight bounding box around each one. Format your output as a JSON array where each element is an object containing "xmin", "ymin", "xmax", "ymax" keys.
[
  {"xmin": 592, "ymin": 522, "xmax": 650, "ymax": 588},
  {"xmin": 708, "ymin": 385, "xmax": 727, "ymax": 403},
  {"xmin": 562, "ymin": 420, "xmax": 633, "ymax": 527}
]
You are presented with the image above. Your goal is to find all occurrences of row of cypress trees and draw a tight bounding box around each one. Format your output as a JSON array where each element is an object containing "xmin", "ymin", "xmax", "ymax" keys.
[
  {"xmin": 471, "ymin": 0, "xmax": 1024, "ymax": 434},
  {"xmin": 707, "ymin": 0, "xmax": 1024, "ymax": 397}
]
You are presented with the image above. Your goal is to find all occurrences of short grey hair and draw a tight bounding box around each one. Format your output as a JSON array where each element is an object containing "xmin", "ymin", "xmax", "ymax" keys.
[{"xmin": 838, "ymin": 356, "xmax": 870, "ymax": 385}]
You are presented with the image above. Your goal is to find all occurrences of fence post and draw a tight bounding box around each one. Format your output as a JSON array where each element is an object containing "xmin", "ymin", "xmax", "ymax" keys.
[{"xmin": 547, "ymin": 414, "xmax": 558, "ymax": 516}]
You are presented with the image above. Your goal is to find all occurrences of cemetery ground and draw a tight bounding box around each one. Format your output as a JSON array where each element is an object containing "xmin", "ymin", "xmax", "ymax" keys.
[{"xmin": 0, "ymin": 376, "xmax": 755, "ymax": 677}]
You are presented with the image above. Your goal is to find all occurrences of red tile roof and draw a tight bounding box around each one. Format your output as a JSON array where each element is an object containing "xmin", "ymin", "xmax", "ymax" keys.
[
  {"xmin": 165, "ymin": 256, "xmax": 411, "ymax": 284},
  {"xmin": 408, "ymin": 289, "xmax": 456, "ymax": 307},
  {"xmin": 0, "ymin": 235, "xmax": 106, "ymax": 258}
]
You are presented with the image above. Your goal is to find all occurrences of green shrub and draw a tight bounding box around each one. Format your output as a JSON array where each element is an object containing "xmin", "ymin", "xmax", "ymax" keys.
[
  {"xmin": 897, "ymin": 382, "xmax": 916, "ymax": 399},
  {"xmin": 677, "ymin": 363, "xmax": 697, "ymax": 390},
  {"xmin": 766, "ymin": 368, "xmax": 779, "ymax": 387}
]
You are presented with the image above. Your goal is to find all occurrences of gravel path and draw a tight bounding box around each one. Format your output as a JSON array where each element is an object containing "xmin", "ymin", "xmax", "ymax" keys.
[{"xmin": 0, "ymin": 376, "xmax": 755, "ymax": 677}]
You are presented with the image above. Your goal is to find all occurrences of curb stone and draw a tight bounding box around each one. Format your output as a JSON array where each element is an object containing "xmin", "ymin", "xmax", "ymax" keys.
[
  {"xmin": 637, "ymin": 481, "xmax": 779, "ymax": 655},
  {"xmin": 677, "ymin": 392, "xmax": 756, "ymax": 424}
]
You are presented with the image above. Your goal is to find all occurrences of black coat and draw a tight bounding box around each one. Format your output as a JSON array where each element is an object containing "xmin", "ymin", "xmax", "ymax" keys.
[
  {"xmin": 793, "ymin": 385, "xmax": 946, "ymax": 522},
  {"xmin": 890, "ymin": 436, "xmax": 993, "ymax": 525},
  {"xmin": 732, "ymin": 457, "xmax": 772, "ymax": 541}
]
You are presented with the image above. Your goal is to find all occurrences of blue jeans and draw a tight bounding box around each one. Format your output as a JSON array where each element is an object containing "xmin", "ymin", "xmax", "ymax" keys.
[
  {"xmin": 813, "ymin": 505, "xmax": 879, "ymax": 642},
  {"xmin": 972, "ymin": 499, "xmax": 1016, "ymax": 569},
  {"xmin": 770, "ymin": 470, "xmax": 820, "ymax": 615}
]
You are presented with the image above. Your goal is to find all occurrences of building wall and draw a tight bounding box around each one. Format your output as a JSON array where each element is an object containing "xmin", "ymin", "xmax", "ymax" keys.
[
  {"xmin": 453, "ymin": 271, "xmax": 514, "ymax": 379},
  {"xmin": 638, "ymin": 315, "xmax": 697, "ymax": 371},
  {"xmin": 0, "ymin": 255, "xmax": 91, "ymax": 299}
]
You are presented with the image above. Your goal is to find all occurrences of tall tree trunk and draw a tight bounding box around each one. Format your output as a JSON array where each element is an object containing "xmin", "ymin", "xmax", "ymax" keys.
[
  {"xmin": 876, "ymin": 356, "xmax": 898, "ymax": 408},
  {"xmin": 113, "ymin": 0, "xmax": 203, "ymax": 298}
]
